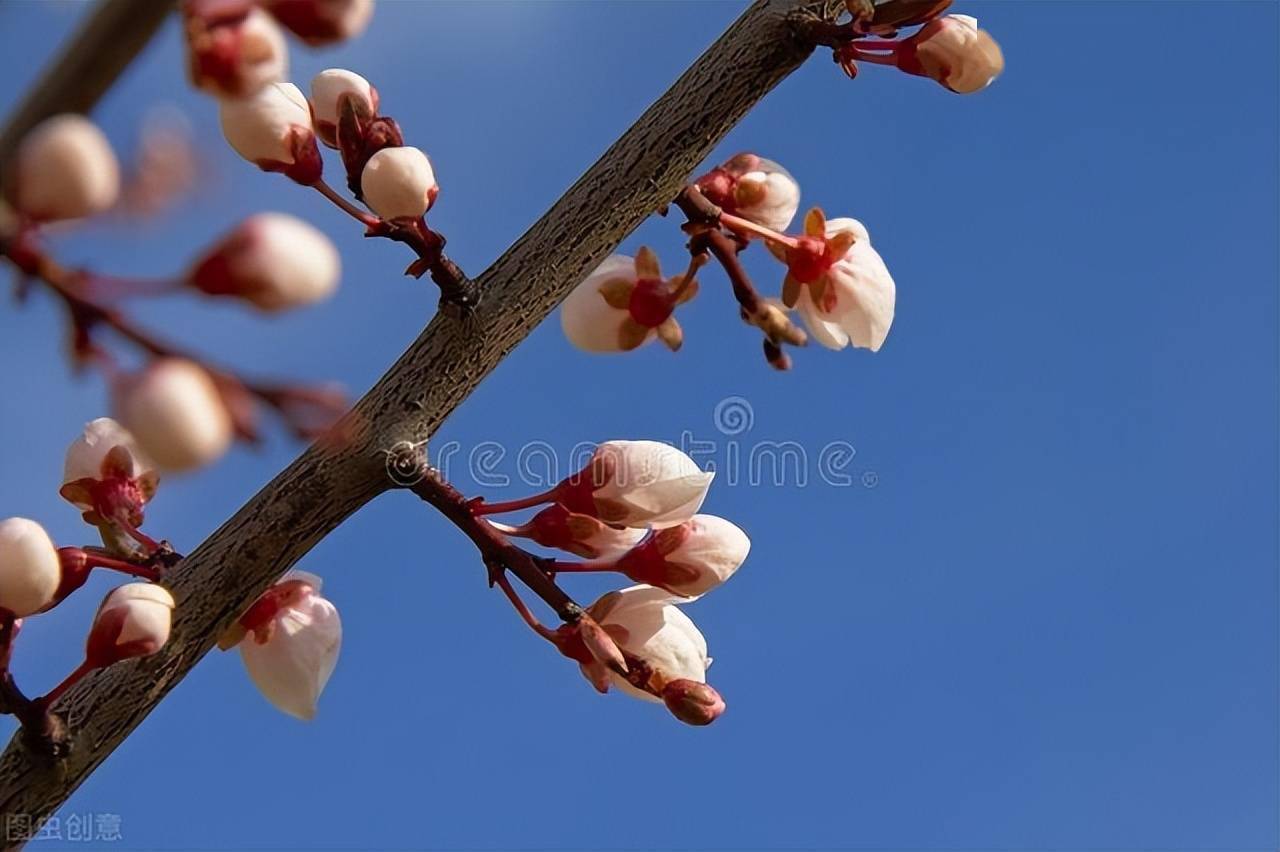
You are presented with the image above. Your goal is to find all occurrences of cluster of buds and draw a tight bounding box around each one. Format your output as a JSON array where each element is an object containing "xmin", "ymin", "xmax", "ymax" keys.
[
  {"xmin": 0, "ymin": 420, "xmax": 183, "ymax": 753},
  {"xmin": 184, "ymin": 0, "xmax": 373, "ymax": 98},
  {"xmin": 463, "ymin": 440, "xmax": 746, "ymax": 725},
  {"xmin": 2, "ymin": 112, "xmax": 349, "ymax": 471}
]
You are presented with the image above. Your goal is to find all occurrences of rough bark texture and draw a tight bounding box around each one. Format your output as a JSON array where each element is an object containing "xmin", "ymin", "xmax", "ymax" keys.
[{"xmin": 0, "ymin": 0, "xmax": 845, "ymax": 842}]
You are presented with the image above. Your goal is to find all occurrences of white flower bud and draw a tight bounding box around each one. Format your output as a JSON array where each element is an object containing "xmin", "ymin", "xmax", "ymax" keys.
[
  {"xmin": 564, "ymin": 440, "xmax": 713, "ymax": 529},
  {"xmin": 0, "ymin": 518, "xmax": 61, "ymax": 617},
  {"xmin": 61, "ymin": 418, "xmax": 157, "ymax": 512},
  {"xmin": 234, "ymin": 571, "xmax": 342, "ymax": 721},
  {"xmin": 583, "ymin": 585, "xmax": 710, "ymax": 702},
  {"xmin": 263, "ymin": 0, "xmax": 373, "ymax": 47},
  {"xmin": 11, "ymin": 114, "xmax": 120, "ymax": 222},
  {"xmin": 186, "ymin": 6, "xmax": 288, "ymax": 98},
  {"xmin": 561, "ymin": 255, "xmax": 647, "ymax": 353},
  {"xmin": 86, "ymin": 582, "xmax": 175, "ymax": 667},
  {"xmin": 695, "ymin": 153, "xmax": 800, "ymax": 234},
  {"xmin": 189, "ymin": 213, "xmax": 340, "ymax": 311},
  {"xmin": 309, "ymin": 68, "xmax": 378, "ymax": 147},
  {"xmin": 907, "ymin": 14, "xmax": 1004, "ymax": 94},
  {"xmin": 620, "ymin": 514, "xmax": 750, "ymax": 599},
  {"xmin": 360, "ymin": 146, "xmax": 437, "ymax": 220},
  {"xmin": 794, "ymin": 217, "xmax": 896, "ymax": 352},
  {"xmin": 115, "ymin": 359, "xmax": 234, "ymax": 473},
  {"xmin": 218, "ymin": 82, "xmax": 322, "ymax": 184}
]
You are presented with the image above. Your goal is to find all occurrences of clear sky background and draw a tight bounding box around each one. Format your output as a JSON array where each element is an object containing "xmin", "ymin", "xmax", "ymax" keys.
[{"xmin": 1, "ymin": 1, "xmax": 1277, "ymax": 850}]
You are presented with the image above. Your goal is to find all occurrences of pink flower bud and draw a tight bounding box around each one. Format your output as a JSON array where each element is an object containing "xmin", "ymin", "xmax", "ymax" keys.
[
  {"xmin": 662, "ymin": 679, "xmax": 725, "ymax": 726},
  {"xmin": 85, "ymin": 582, "xmax": 175, "ymax": 668},
  {"xmin": 189, "ymin": 212, "xmax": 340, "ymax": 311},
  {"xmin": 521, "ymin": 504, "xmax": 646, "ymax": 559},
  {"xmin": 900, "ymin": 14, "xmax": 1004, "ymax": 94},
  {"xmin": 10, "ymin": 114, "xmax": 120, "ymax": 222},
  {"xmin": 219, "ymin": 82, "xmax": 323, "ymax": 184},
  {"xmin": 310, "ymin": 68, "xmax": 378, "ymax": 148},
  {"xmin": 115, "ymin": 359, "xmax": 234, "ymax": 473},
  {"xmin": 695, "ymin": 153, "xmax": 800, "ymax": 233},
  {"xmin": 616, "ymin": 514, "xmax": 749, "ymax": 599},
  {"xmin": 359, "ymin": 146, "xmax": 437, "ymax": 220},
  {"xmin": 0, "ymin": 518, "xmax": 61, "ymax": 617},
  {"xmin": 560, "ymin": 250, "xmax": 697, "ymax": 354},
  {"xmin": 556, "ymin": 440, "xmax": 713, "ymax": 529},
  {"xmin": 582, "ymin": 585, "xmax": 711, "ymax": 702},
  {"xmin": 60, "ymin": 418, "xmax": 159, "ymax": 524},
  {"xmin": 227, "ymin": 571, "xmax": 342, "ymax": 721},
  {"xmin": 263, "ymin": 0, "xmax": 373, "ymax": 47},
  {"xmin": 185, "ymin": 5, "xmax": 288, "ymax": 98}
]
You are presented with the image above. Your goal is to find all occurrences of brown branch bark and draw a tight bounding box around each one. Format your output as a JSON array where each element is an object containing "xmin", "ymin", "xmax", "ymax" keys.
[{"xmin": 0, "ymin": 0, "xmax": 845, "ymax": 842}]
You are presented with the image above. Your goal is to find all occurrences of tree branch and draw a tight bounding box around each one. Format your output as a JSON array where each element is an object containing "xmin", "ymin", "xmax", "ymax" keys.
[{"xmin": 0, "ymin": 0, "xmax": 845, "ymax": 839}]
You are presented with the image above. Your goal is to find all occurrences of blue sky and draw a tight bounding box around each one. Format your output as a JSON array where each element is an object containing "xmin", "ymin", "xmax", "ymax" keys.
[{"xmin": 1, "ymin": 1, "xmax": 1277, "ymax": 849}]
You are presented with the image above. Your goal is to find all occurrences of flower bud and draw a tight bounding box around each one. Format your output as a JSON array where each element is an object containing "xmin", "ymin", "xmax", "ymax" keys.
[
  {"xmin": 115, "ymin": 359, "xmax": 234, "ymax": 473},
  {"xmin": 560, "ymin": 250, "xmax": 696, "ymax": 354},
  {"xmin": 10, "ymin": 114, "xmax": 120, "ymax": 222},
  {"xmin": 0, "ymin": 518, "xmax": 61, "ymax": 617},
  {"xmin": 219, "ymin": 82, "xmax": 323, "ymax": 184},
  {"xmin": 695, "ymin": 153, "xmax": 800, "ymax": 233},
  {"xmin": 555, "ymin": 440, "xmax": 713, "ymax": 529},
  {"xmin": 662, "ymin": 679, "xmax": 725, "ymax": 726},
  {"xmin": 520, "ymin": 504, "xmax": 646, "ymax": 559},
  {"xmin": 359, "ymin": 146, "xmax": 437, "ymax": 220},
  {"xmin": 901, "ymin": 14, "xmax": 1004, "ymax": 93},
  {"xmin": 577, "ymin": 615, "xmax": 627, "ymax": 674},
  {"xmin": 226, "ymin": 571, "xmax": 342, "ymax": 721},
  {"xmin": 617, "ymin": 514, "xmax": 749, "ymax": 599},
  {"xmin": 185, "ymin": 6, "xmax": 287, "ymax": 98},
  {"xmin": 263, "ymin": 0, "xmax": 373, "ymax": 46},
  {"xmin": 60, "ymin": 418, "xmax": 159, "ymax": 526},
  {"xmin": 189, "ymin": 213, "xmax": 340, "ymax": 311},
  {"xmin": 85, "ymin": 583, "xmax": 175, "ymax": 668},
  {"xmin": 310, "ymin": 68, "xmax": 378, "ymax": 148}
]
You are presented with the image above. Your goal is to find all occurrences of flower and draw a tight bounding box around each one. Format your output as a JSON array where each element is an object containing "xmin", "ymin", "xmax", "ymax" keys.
[
  {"xmin": 60, "ymin": 418, "xmax": 158, "ymax": 523},
  {"xmin": 219, "ymin": 82, "xmax": 323, "ymax": 184},
  {"xmin": 263, "ymin": 0, "xmax": 373, "ymax": 47},
  {"xmin": 555, "ymin": 440, "xmax": 713, "ymax": 529},
  {"xmin": 85, "ymin": 583, "xmax": 175, "ymax": 667},
  {"xmin": 10, "ymin": 114, "xmax": 120, "ymax": 222},
  {"xmin": 512, "ymin": 504, "xmax": 647, "ymax": 559},
  {"xmin": 310, "ymin": 68, "xmax": 378, "ymax": 148},
  {"xmin": 695, "ymin": 152, "xmax": 800, "ymax": 233},
  {"xmin": 581, "ymin": 585, "xmax": 711, "ymax": 703},
  {"xmin": 0, "ymin": 518, "xmax": 61, "ymax": 617},
  {"xmin": 899, "ymin": 14, "xmax": 1004, "ymax": 93},
  {"xmin": 359, "ymin": 146, "xmax": 437, "ymax": 220},
  {"xmin": 772, "ymin": 208, "xmax": 895, "ymax": 352},
  {"xmin": 615, "ymin": 514, "xmax": 749, "ymax": 599},
  {"xmin": 185, "ymin": 5, "xmax": 287, "ymax": 98},
  {"xmin": 189, "ymin": 213, "xmax": 340, "ymax": 311},
  {"xmin": 560, "ymin": 249, "xmax": 697, "ymax": 353},
  {"xmin": 222, "ymin": 571, "xmax": 342, "ymax": 721},
  {"xmin": 114, "ymin": 359, "xmax": 234, "ymax": 473}
]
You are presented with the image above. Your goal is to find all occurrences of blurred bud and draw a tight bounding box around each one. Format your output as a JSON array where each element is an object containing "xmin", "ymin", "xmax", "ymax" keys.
[
  {"xmin": 560, "ymin": 250, "xmax": 697, "ymax": 354},
  {"xmin": 185, "ymin": 5, "xmax": 287, "ymax": 98},
  {"xmin": 695, "ymin": 153, "xmax": 800, "ymax": 233},
  {"xmin": 360, "ymin": 146, "xmax": 437, "ymax": 220},
  {"xmin": 219, "ymin": 82, "xmax": 322, "ymax": 184},
  {"xmin": 189, "ymin": 212, "xmax": 340, "ymax": 311},
  {"xmin": 263, "ymin": 0, "xmax": 373, "ymax": 46},
  {"xmin": 10, "ymin": 115, "xmax": 120, "ymax": 223},
  {"xmin": 310, "ymin": 68, "xmax": 378, "ymax": 148},
  {"xmin": 617, "ymin": 514, "xmax": 749, "ymax": 600},
  {"xmin": 115, "ymin": 359, "xmax": 234, "ymax": 473},
  {"xmin": 224, "ymin": 571, "xmax": 342, "ymax": 721},
  {"xmin": 555, "ymin": 440, "xmax": 713, "ymax": 529},
  {"xmin": 85, "ymin": 582, "xmax": 175, "ymax": 668},
  {"xmin": 662, "ymin": 679, "xmax": 725, "ymax": 726},
  {"xmin": 900, "ymin": 14, "xmax": 1003, "ymax": 93},
  {"xmin": 0, "ymin": 518, "xmax": 61, "ymax": 617}
]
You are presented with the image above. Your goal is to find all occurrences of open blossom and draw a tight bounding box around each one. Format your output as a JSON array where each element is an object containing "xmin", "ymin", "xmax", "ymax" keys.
[
  {"xmin": 189, "ymin": 212, "xmax": 340, "ymax": 311},
  {"xmin": 60, "ymin": 418, "xmax": 158, "ymax": 523},
  {"xmin": 899, "ymin": 15, "xmax": 1004, "ymax": 93},
  {"xmin": 310, "ymin": 68, "xmax": 378, "ymax": 147},
  {"xmin": 773, "ymin": 209, "xmax": 896, "ymax": 352},
  {"xmin": 263, "ymin": 0, "xmax": 373, "ymax": 46},
  {"xmin": 115, "ymin": 359, "xmax": 234, "ymax": 473},
  {"xmin": 360, "ymin": 146, "xmax": 437, "ymax": 220},
  {"xmin": 219, "ymin": 82, "xmax": 322, "ymax": 184},
  {"xmin": 185, "ymin": 5, "xmax": 287, "ymax": 98},
  {"xmin": 581, "ymin": 585, "xmax": 711, "ymax": 703},
  {"xmin": 0, "ymin": 518, "xmax": 62, "ymax": 617},
  {"xmin": 10, "ymin": 114, "xmax": 120, "ymax": 222},
  {"xmin": 511, "ymin": 504, "xmax": 647, "ymax": 559},
  {"xmin": 560, "ymin": 249, "xmax": 697, "ymax": 353},
  {"xmin": 615, "ymin": 514, "xmax": 749, "ymax": 599},
  {"xmin": 695, "ymin": 152, "xmax": 800, "ymax": 233},
  {"xmin": 554, "ymin": 440, "xmax": 713, "ymax": 529},
  {"xmin": 222, "ymin": 571, "xmax": 342, "ymax": 721},
  {"xmin": 85, "ymin": 583, "xmax": 175, "ymax": 667}
]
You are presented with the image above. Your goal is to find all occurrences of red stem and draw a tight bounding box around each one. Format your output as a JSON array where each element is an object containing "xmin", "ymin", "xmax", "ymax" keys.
[
  {"xmin": 470, "ymin": 486, "xmax": 561, "ymax": 517},
  {"xmin": 37, "ymin": 660, "xmax": 96, "ymax": 711},
  {"xmin": 79, "ymin": 549, "xmax": 163, "ymax": 582},
  {"xmin": 492, "ymin": 573, "xmax": 558, "ymax": 643},
  {"xmin": 313, "ymin": 179, "xmax": 379, "ymax": 227}
]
